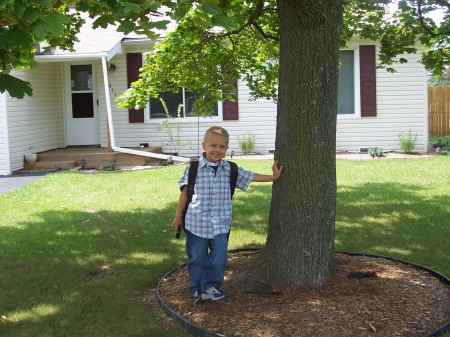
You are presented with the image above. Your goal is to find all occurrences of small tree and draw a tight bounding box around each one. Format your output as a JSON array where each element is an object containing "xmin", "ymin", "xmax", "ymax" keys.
[
  {"xmin": 399, "ymin": 129, "xmax": 417, "ymax": 154},
  {"xmin": 157, "ymin": 98, "xmax": 190, "ymax": 155},
  {"xmin": 238, "ymin": 133, "xmax": 256, "ymax": 155}
]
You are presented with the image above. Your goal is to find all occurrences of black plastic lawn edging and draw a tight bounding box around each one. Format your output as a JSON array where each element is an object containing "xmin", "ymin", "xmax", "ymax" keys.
[
  {"xmin": 156, "ymin": 261, "xmax": 226, "ymax": 337},
  {"xmin": 156, "ymin": 249, "xmax": 450, "ymax": 337}
]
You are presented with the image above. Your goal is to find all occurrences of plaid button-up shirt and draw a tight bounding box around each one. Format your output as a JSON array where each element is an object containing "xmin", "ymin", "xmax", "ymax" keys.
[{"xmin": 178, "ymin": 154, "xmax": 254, "ymax": 239}]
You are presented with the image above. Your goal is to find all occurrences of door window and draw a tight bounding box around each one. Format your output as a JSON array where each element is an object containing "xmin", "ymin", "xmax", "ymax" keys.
[{"xmin": 71, "ymin": 65, "xmax": 94, "ymax": 118}]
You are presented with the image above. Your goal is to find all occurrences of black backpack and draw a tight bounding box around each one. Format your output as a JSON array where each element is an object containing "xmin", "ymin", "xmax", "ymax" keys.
[{"xmin": 176, "ymin": 160, "xmax": 238, "ymax": 239}]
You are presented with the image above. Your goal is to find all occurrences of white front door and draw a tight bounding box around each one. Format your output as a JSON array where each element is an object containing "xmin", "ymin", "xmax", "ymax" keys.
[{"xmin": 65, "ymin": 63, "xmax": 100, "ymax": 145}]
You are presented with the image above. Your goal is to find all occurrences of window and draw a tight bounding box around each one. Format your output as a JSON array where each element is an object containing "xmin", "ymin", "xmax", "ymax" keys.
[
  {"xmin": 337, "ymin": 50, "xmax": 355, "ymax": 115},
  {"xmin": 148, "ymin": 88, "xmax": 219, "ymax": 120},
  {"xmin": 70, "ymin": 64, "xmax": 94, "ymax": 118},
  {"xmin": 127, "ymin": 53, "xmax": 238, "ymax": 123},
  {"xmin": 337, "ymin": 46, "xmax": 377, "ymax": 118}
]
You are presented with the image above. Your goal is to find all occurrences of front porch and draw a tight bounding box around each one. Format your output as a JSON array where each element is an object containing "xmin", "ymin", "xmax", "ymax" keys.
[{"xmin": 21, "ymin": 146, "xmax": 163, "ymax": 172}]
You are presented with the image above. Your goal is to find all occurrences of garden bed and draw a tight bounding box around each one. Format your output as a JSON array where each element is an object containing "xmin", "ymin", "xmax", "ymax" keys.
[{"xmin": 158, "ymin": 250, "xmax": 450, "ymax": 337}]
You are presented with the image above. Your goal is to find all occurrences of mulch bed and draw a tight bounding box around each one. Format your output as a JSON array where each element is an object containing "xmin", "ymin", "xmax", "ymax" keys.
[{"xmin": 158, "ymin": 250, "xmax": 450, "ymax": 337}]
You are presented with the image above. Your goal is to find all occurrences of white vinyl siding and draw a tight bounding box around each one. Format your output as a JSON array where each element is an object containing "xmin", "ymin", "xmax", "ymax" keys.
[
  {"xmin": 5, "ymin": 63, "xmax": 64, "ymax": 173},
  {"xmin": 106, "ymin": 40, "xmax": 427, "ymax": 156},
  {"xmin": 336, "ymin": 42, "xmax": 428, "ymax": 153},
  {"xmin": 1, "ymin": 37, "xmax": 427, "ymax": 176}
]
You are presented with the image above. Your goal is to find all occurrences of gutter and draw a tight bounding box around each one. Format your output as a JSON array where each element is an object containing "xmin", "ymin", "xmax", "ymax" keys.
[
  {"xmin": 35, "ymin": 52, "xmax": 109, "ymax": 63},
  {"xmin": 100, "ymin": 57, "xmax": 189, "ymax": 163}
]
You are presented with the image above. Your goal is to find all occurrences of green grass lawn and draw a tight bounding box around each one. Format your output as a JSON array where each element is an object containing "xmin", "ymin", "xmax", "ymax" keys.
[{"xmin": 1, "ymin": 157, "xmax": 449, "ymax": 337}]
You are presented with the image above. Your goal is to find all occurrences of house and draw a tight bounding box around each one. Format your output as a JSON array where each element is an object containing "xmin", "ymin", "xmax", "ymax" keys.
[{"xmin": 0, "ymin": 17, "xmax": 429, "ymax": 176}]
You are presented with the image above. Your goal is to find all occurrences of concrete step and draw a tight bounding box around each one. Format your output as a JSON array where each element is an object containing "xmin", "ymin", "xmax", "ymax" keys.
[
  {"xmin": 36, "ymin": 147, "xmax": 163, "ymax": 169},
  {"xmin": 24, "ymin": 160, "xmax": 78, "ymax": 171}
]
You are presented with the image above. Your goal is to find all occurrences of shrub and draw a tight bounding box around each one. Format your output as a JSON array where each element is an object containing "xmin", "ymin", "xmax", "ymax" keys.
[
  {"xmin": 368, "ymin": 146, "xmax": 383, "ymax": 158},
  {"xmin": 157, "ymin": 98, "xmax": 190, "ymax": 154},
  {"xmin": 399, "ymin": 129, "xmax": 417, "ymax": 153},
  {"xmin": 99, "ymin": 164, "xmax": 121, "ymax": 171},
  {"xmin": 238, "ymin": 132, "xmax": 255, "ymax": 155}
]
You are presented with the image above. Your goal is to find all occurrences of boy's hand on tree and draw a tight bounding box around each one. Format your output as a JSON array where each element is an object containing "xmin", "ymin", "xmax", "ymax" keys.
[{"xmin": 272, "ymin": 161, "xmax": 284, "ymax": 181}]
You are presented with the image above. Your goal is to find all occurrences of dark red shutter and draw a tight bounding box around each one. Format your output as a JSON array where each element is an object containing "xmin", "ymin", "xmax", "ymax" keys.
[
  {"xmin": 359, "ymin": 45, "xmax": 377, "ymax": 117},
  {"xmin": 126, "ymin": 53, "xmax": 144, "ymax": 123},
  {"xmin": 222, "ymin": 80, "xmax": 239, "ymax": 120}
]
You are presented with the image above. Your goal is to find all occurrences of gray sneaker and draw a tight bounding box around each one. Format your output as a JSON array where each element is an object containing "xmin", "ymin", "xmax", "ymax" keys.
[
  {"xmin": 195, "ymin": 286, "xmax": 226, "ymax": 303},
  {"xmin": 193, "ymin": 290, "xmax": 201, "ymax": 303}
]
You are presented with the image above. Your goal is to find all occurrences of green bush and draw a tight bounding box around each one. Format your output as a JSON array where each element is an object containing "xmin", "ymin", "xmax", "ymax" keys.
[
  {"xmin": 368, "ymin": 146, "xmax": 383, "ymax": 158},
  {"xmin": 238, "ymin": 132, "xmax": 255, "ymax": 155},
  {"xmin": 99, "ymin": 164, "xmax": 121, "ymax": 171},
  {"xmin": 399, "ymin": 129, "xmax": 417, "ymax": 153}
]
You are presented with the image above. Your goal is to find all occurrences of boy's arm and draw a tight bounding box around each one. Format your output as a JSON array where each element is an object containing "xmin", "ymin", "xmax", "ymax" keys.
[
  {"xmin": 172, "ymin": 186, "xmax": 188, "ymax": 232},
  {"xmin": 252, "ymin": 161, "xmax": 284, "ymax": 182}
]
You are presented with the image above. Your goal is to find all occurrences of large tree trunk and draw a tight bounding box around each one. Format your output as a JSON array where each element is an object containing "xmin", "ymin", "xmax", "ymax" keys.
[{"xmin": 262, "ymin": 0, "xmax": 344, "ymax": 286}]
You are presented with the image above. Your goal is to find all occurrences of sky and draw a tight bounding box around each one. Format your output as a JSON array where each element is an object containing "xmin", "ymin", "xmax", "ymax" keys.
[{"xmin": 389, "ymin": 2, "xmax": 445, "ymax": 24}]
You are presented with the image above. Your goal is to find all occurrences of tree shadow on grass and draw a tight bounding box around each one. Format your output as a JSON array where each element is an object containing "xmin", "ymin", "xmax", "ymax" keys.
[
  {"xmin": 230, "ymin": 182, "xmax": 449, "ymax": 278},
  {"xmin": 0, "ymin": 204, "xmax": 190, "ymax": 337},
  {"xmin": 336, "ymin": 182, "xmax": 450, "ymax": 276}
]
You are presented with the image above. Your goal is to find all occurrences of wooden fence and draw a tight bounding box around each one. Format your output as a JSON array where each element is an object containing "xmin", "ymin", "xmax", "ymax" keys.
[{"xmin": 429, "ymin": 86, "xmax": 450, "ymax": 136}]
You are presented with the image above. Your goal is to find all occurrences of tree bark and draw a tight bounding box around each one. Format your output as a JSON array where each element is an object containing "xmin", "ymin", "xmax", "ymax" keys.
[{"xmin": 262, "ymin": 0, "xmax": 344, "ymax": 286}]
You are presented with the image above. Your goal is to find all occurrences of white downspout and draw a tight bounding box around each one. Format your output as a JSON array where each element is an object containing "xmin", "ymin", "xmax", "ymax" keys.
[
  {"xmin": 1, "ymin": 91, "xmax": 12, "ymax": 175},
  {"xmin": 101, "ymin": 57, "xmax": 189, "ymax": 163}
]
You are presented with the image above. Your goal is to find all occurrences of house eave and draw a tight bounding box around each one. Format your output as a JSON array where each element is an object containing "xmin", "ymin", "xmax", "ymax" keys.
[
  {"xmin": 122, "ymin": 38, "xmax": 154, "ymax": 45},
  {"xmin": 34, "ymin": 40, "xmax": 124, "ymax": 63},
  {"xmin": 35, "ymin": 52, "xmax": 109, "ymax": 63}
]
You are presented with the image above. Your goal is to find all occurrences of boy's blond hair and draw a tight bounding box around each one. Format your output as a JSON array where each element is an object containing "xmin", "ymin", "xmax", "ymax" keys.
[{"xmin": 203, "ymin": 126, "xmax": 230, "ymax": 143}]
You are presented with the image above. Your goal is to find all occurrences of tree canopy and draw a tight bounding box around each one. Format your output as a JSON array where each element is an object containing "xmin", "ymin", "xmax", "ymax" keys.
[
  {"xmin": 118, "ymin": 0, "xmax": 450, "ymax": 114},
  {"xmin": 0, "ymin": 1, "xmax": 449, "ymax": 101}
]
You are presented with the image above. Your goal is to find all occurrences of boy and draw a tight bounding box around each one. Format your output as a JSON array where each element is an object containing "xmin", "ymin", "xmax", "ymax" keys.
[{"xmin": 172, "ymin": 126, "xmax": 283, "ymax": 303}]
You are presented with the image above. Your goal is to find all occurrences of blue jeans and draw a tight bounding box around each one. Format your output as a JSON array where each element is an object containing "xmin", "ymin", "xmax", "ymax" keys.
[{"xmin": 185, "ymin": 229, "xmax": 228, "ymax": 294}]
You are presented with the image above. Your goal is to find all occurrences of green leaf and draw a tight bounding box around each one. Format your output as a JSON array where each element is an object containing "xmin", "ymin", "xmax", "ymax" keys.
[
  {"xmin": 0, "ymin": 29, "xmax": 31, "ymax": 48},
  {"xmin": 200, "ymin": 0, "xmax": 220, "ymax": 6},
  {"xmin": 121, "ymin": 2, "xmax": 141, "ymax": 14},
  {"xmin": 141, "ymin": 30, "xmax": 159, "ymax": 39},
  {"xmin": 92, "ymin": 15, "xmax": 115, "ymax": 29},
  {"xmin": 151, "ymin": 20, "xmax": 171, "ymax": 30},
  {"xmin": 34, "ymin": 0, "xmax": 53, "ymax": 8},
  {"xmin": 32, "ymin": 12, "xmax": 69, "ymax": 38},
  {"xmin": 172, "ymin": 5, "xmax": 190, "ymax": 21},
  {"xmin": 22, "ymin": 7, "xmax": 42, "ymax": 23},
  {"xmin": 12, "ymin": 1, "xmax": 26, "ymax": 17},
  {"xmin": 117, "ymin": 21, "xmax": 136, "ymax": 35},
  {"xmin": 0, "ymin": 73, "xmax": 33, "ymax": 99},
  {"xmin": 211, "ymin": 15, "xmax": 239, "ymax": 30},
  {"xmin": 200, "ymin": 5, "xmax": 220, "ymax": 16}
]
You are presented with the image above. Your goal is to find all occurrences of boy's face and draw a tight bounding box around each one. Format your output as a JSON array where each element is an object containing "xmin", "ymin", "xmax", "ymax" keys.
[{"xmin": 202, "ymin": 134, "xmax": 229, "ymax": 163}]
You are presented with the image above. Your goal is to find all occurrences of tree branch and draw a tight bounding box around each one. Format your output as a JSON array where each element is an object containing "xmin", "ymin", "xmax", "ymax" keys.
[
  {"xmin": 434, "ymin": 0, "xmax": 450, "ymax": 10},
  {"xmin": 417, "ymin": 0, "xmax": 450, "ymax": 37},
  {"xmin": 215, "ymin": 0, "xmax": 279, "ymax": 41}
]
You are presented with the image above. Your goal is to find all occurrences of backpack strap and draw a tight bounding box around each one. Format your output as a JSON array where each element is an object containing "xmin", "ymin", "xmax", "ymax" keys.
[
  {"xmin": 178, "ymin": 160, "xmax": 198, "ymax": 238},
  {"xmin": 226, "ymin": 160, "xmax": 238, "ymax": 241},
  {"xmin": 228, "ymin": 161, "xmax": 238, "ymax": 199},
  {"xmin": 186, "ymin": 160, "xmax": 199, "ymax": 207}
]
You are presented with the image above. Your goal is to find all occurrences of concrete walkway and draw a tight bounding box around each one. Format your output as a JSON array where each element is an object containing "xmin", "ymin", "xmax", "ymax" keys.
[{"xmin": 0, "ymin": 172, "xmax": 48, "ymax": 194}]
